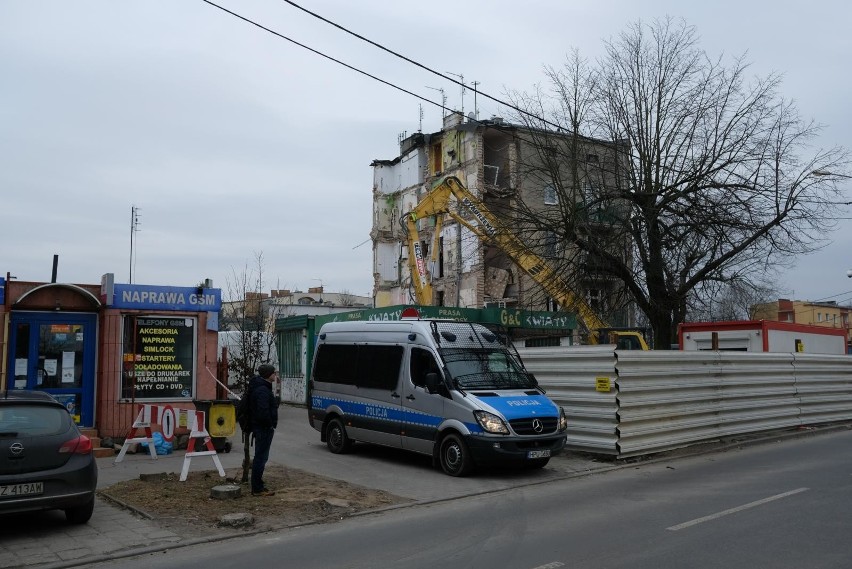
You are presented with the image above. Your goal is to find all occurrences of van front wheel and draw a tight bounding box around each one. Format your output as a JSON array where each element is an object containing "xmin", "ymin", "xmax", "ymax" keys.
[
  {"xmin": 326, "ymin": 418, "xmax": 353, "ymax": 454},
  {"xmin": 439, "ymin": 433, "xmax": 473, "ymax": 477}
]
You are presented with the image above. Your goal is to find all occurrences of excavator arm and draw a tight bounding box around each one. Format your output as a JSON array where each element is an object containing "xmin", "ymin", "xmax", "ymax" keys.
[{"xmin": 404, "ymin": 175, "xmax": 649, "ymax": 349}]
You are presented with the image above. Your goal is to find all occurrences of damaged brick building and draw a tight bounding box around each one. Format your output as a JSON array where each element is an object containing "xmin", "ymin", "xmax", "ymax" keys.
[{"xmin": 370, "ymin": 112, "xmax": 636, "ymax": 332}]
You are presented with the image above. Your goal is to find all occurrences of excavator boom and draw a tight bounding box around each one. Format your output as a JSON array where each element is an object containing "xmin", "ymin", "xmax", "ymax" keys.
[{"xmin": 404, "ymin": 175, "xmax": 648, "ymax": 349}]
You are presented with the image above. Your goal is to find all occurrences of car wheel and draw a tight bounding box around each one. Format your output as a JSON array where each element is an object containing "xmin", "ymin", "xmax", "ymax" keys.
[
  {"xmin": 65, "ymin": 496, "xmax": 95, "ymax": 524},
  {"xmin": 326, "ymin": 418, "xmax": 353, "ymax": 454},
  {"xmin": 439, "ymin": 433, "xmax": 473, "ymax": 477}
]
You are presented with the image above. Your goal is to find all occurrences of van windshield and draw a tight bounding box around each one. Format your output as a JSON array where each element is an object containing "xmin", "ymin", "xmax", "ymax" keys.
[{"xmin": 440, "ymin": 348, "xmax": 536, "ymax": 390}]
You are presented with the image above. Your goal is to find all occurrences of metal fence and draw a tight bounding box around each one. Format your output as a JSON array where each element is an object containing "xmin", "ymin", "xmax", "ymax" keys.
[{"xmin": 516, "ymin": 346, "xmax": 852, "ymax": 458}]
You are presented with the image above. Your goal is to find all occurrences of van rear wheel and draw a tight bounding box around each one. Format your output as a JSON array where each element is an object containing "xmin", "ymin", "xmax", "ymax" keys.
[
  {"xmin": 439, "ymin": 433, "xmax": 473, "ymax": 477},
  {"xmin": 326, "ymin": 418, "xmax": 353, "ymax": 454}
]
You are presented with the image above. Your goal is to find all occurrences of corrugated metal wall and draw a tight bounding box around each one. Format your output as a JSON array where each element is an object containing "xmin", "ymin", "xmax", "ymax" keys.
[{"xmin": 517, "ymin": 346, "xmax": 852, "ymax": 458}]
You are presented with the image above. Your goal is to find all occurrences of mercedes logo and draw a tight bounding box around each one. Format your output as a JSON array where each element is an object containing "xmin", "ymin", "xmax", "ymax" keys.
[
  {"xmin": 532, "ymin": 418, "xmax": 543, "ymax": 433},
  {"xmin": 9, "ymin": 442, "xmax": 24, "ymax": 456}
]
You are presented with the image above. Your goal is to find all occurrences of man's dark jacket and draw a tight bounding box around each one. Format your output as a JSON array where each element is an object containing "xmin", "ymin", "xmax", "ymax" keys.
[{"xmin": 248, "ymin": 375, "xmax": 278, "ymax": 430}]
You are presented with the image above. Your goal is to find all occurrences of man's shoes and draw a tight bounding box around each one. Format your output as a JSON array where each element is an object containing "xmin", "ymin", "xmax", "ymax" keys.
[{"xmin": 251, "ymin": 489, "xmax": 275, "ymax": 497}]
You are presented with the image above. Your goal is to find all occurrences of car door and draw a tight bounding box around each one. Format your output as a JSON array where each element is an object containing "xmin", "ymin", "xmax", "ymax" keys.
[
  {"xmin": 401, "ymin": 346, "xmax": 445, "ymax": 454},
  {"xmin": 345, "ymin": 344, "xmax": 404, "ymax": 449}
]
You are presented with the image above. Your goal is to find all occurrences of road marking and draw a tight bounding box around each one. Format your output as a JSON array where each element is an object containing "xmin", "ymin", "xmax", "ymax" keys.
[
  {"xmin": 529, "ymin": 563, "xmax": 565, "ymax": 569},
  {"xmin": 667, "ymin": 487, "xmax": 809, "ymax": 531}
]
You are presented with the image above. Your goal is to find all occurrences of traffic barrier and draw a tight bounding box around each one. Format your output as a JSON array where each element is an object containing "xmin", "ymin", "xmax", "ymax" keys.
[{"xmin": 114, "ymin": 404, "xmax": 226, "ymax": 481}]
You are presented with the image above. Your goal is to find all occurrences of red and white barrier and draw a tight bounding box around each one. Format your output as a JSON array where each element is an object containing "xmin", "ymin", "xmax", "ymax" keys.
[{"xmin": 114, "ymin": 404, "xmax": 225, "ymax": 482}]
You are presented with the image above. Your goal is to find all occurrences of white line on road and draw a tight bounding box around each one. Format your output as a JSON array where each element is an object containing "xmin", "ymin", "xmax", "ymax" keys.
[{"xmin": 667, "ymin": 487, "xmax": 809, "ymax": 531}]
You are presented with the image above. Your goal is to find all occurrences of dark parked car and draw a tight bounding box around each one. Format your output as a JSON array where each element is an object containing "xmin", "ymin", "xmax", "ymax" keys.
[{"xmin": 0, "ymin": 390, "xmax": 97, "ymax": 523}]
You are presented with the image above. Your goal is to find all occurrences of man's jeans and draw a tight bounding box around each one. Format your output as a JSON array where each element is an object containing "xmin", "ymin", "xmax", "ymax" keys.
[{"xmin": 251, "ymin": 427, "xmax": 275, "ymax": 493}]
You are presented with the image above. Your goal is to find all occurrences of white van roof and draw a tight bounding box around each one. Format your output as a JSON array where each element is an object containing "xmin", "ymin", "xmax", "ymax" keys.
[{"xmin": 318, "ymin": 319, "xmax": 505, "ymax": 349}]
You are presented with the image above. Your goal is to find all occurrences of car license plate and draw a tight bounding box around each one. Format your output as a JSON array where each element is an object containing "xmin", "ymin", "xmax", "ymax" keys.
[
  {"xmin": 0, "ymin": 482, "xmax": 43, "ymax": 498},
  {"xmin": 527, "ymin": 449, "xmax": 550, "ymax": 459}
]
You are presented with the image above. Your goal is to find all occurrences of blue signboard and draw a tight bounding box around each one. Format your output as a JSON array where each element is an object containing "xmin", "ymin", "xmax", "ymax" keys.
[
  {"xmin": 0, "ymin": 277, "xmax": 5, "ymax": 304},
  {"xmin": 110, "ymin": 284, "xmax": 221, "ymax": 312}
]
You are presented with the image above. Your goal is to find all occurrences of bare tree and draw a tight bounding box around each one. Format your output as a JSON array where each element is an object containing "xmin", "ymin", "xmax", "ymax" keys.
[
  {"xmin": 506, "ymin": 18, "xmax": 849, "ymax": 349},
  {"xmin": 220, "ymin": 251, "xmax": 287, "ymax": 482},
  {"xmin": 336, "ymin": 289, "xmax": 355, "ymax": 306},
  {"xmin": 686, "ymin": 279, "xmax": 783, "ymax": 323}
]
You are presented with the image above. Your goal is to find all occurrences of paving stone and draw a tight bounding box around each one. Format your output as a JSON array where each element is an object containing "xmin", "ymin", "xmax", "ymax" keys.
[
  {"xmin": 14, "ymin": 552, "xmax": 58, "ymax": 565},
  {"xmin": 56, "ymin": 548, "xmax": 94, "ymax": 561}
]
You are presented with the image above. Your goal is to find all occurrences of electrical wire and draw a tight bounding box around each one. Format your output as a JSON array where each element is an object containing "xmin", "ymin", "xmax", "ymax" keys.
[
  {"xmin": 200, "ymin": 0, "xmax": 444, "ymax": 114},
  {"xmin": 201, "ymin": 0, "xmax": 852, "ymax": 311},
  {"xmin": 279, "ymin": 0, "xmax": 565, "ymax": 132},
  {"xmin": 200, "ymin": 0, "xmax": 568, "ymax": 141}
]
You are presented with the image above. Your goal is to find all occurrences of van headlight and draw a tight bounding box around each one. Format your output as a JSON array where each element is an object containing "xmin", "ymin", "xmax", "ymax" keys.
[
  {"xmin": 473, "ymin": 410, "xmax": 509, "ymax": 434},
  {"xmin": 558, "ymin": 406, "xmax": 568, "ymax": 432}
]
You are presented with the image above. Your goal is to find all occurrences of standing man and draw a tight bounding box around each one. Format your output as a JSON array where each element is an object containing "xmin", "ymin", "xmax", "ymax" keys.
[{"xmin": 249, "ymin": 364, "xmax": 278, "ymax": 496}]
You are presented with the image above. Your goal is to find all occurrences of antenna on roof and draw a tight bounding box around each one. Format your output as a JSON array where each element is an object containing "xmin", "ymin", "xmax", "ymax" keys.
[
  {"xmin": 426, "ymin": 86, "xmax": 447, "ymax": 119},
  {"xmin": 446, "ymin": 72, "xmax": 465, "ymax": 116}
]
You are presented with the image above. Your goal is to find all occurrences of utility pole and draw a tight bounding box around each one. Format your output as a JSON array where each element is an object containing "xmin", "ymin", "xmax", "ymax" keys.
[{"xmin": 129, "ymin": 205, "xmax": 141, "ymax": 283}]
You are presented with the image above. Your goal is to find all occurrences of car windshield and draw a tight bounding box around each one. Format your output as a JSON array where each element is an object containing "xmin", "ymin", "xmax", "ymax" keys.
[
  {"xmin": 0, "ymin": 404, "xmax": 68, "ymax": 436},
  {"xmin": 440, "ymin": 348, "xmax": 536, "ymax": 390}
]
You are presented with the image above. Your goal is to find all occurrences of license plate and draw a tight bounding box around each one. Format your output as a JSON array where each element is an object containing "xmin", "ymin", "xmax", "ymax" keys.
[
  {"xmin": 527, "ymin": 449, "xmax": 551, "ymax": 459},
  {"xmin": 0, "ymin": 482, "xmax": 43, "ymax": 498}
]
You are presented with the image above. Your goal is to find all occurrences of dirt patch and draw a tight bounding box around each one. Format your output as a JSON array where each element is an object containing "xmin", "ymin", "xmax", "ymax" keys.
[{"xmin": 99, "ymin": 464, "xmax": 411, "ymax": 536}]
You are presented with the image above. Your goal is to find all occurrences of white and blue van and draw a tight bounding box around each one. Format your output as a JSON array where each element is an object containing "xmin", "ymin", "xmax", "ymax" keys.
[{"xmin": 307, "ymin": 314, "xmax": 567, "ymax": 476}]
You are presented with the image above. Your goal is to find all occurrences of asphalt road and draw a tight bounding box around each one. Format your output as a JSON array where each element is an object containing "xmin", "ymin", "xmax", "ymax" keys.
[{"xmin": 91, "ymin": 426, "xmax": 852, "ymax": 569}]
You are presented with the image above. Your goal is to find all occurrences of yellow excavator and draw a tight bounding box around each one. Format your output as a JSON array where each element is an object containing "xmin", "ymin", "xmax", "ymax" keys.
[{"xmin": 404, "ymin": 175, "xmax": 649, "ymax": 350}]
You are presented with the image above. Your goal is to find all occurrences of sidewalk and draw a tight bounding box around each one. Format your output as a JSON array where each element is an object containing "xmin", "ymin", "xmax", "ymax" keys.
[{"xmin": 0, "ymin": 406, "xmax": 616, "ymax": 569}]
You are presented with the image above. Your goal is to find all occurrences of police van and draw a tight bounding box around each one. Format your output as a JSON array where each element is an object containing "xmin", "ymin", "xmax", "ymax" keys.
[{"xmin": 307, "ymin": 311, "xmax": 567, "ymax": 476}]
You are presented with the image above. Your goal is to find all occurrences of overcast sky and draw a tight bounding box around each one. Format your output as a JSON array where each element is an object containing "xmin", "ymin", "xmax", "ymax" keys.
[{"xmin": 2, "ymin": 1, "xmax": 850, "ymax": 305}]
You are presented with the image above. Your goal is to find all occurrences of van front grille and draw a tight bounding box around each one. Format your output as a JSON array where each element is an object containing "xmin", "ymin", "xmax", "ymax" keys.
[{"xmin": 509, "ymin": 417, "xmax": 558, "ymax": 435}]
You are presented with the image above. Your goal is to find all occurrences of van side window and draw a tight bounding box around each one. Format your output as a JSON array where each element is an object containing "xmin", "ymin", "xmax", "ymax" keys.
[
  {"xmin": 314, "ymin": 343, "xmax": 403, "ymax": 389},
  {"xmin": 356, "ymin": 345, "xmax": 403, "ymax": 390},
  {"xmin": 410, "ymin": 347, "xmax": 440, "ymax": 389},
  {"xmin": 314, "ymin": 344, "xmax": 358, "ymax": 384}
]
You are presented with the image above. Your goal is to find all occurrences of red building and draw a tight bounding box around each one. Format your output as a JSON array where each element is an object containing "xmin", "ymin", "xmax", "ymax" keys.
[{"xmin": 1, "ymin": 273, "xmax": 222, "ymax": 440}]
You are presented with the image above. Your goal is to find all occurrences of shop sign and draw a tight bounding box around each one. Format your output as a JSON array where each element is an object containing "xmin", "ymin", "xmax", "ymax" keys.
[
  {"xmin": 121, "ymin": 316, "xmax": 196, "ymax": 400},
  {"xmin": 314, "ymin": 305, "xmax": 576, "ymax": 330},
  {"xmin": 111, "ymin": 283, "xmax": 221, "ymax": 312}
]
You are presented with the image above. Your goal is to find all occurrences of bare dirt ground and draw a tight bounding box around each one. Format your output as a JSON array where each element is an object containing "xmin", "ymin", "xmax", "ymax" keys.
[{"xmin": 99, "ymin": 463, "xmax": 410, "ymax": 537}]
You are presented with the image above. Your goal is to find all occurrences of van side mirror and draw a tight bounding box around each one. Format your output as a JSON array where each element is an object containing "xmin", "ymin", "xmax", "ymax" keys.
[{"xmin": 424, "ymin": 372, "xmax": 441, "ymax": 394}]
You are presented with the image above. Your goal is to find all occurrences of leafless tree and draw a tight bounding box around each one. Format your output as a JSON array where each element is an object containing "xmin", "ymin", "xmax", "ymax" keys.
[
  {"xmin": 221, "ymin": 252, "xmax": 284, "ymax": 392},
  {"xmin": 686, "ymin": 279, "xmax": 783, "ymax": 323},
  {"xmin": 336, "ymin": 289, "xmax": 355, "ymax": 306},
  {"xmin": 506, "ymin": 18, "xmax": 850, "ymax": 349},
  {"xmin": 220, "ymin": 251, "xmax": 287, "ymax": 482}
]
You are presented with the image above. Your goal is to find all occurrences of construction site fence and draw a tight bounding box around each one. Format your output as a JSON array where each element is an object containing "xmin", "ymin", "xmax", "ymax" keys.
[{"xmin": 515, "ymin": 346, "xmax": 852, "ymax": 458}]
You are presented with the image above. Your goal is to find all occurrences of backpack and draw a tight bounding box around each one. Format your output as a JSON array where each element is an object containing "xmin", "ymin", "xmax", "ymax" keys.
[{"xmin": 235, "ymin": 387, "xmax": 252, "ymax": 433}]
